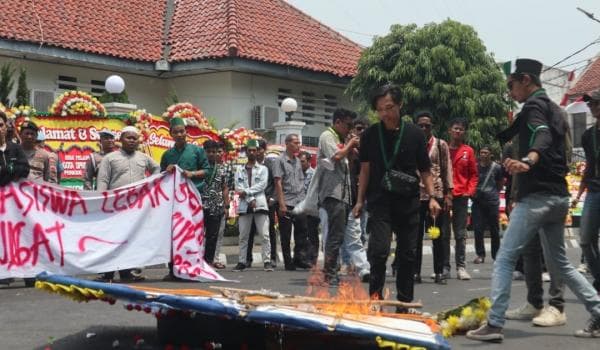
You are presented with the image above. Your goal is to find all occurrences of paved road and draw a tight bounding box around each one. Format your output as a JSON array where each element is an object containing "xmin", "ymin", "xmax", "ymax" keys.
[{"xmin": 1, "ymin": 246, "xmax": 598, "ymax": 350}]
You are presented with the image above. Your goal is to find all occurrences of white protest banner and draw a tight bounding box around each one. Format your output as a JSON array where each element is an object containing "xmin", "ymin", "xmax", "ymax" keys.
[{"xmin": 0, "ymin": 169, "xmax": 226, "ymax": 282}]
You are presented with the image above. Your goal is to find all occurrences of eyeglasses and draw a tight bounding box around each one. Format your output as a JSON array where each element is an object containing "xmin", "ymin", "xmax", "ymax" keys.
[
  {"xmin": 417, "ymin": 123, "xmax": 432, "ymax": 129},
  {"xmin": 354, "ymin": 126, "xmax": 364, "ymax": 131}
]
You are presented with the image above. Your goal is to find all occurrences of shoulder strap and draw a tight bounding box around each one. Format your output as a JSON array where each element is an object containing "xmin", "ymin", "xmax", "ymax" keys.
[
  {"xmin": 378, "ymin": 121, "xmax": 405, "ymax": 170},
  {"xmin": 480, "ymin": 162, "xmax": 498, "ymax": 190}
]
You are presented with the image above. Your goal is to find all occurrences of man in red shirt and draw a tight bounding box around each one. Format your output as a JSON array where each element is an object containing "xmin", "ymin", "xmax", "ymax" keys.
[{"xmin": 446, "ymin": 118, "xmax": 478, "ymax": 280}]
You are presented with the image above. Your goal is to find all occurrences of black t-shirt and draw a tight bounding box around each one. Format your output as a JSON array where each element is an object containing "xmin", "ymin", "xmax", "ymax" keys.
[
  {"xmin": 359, "ymin": 121, "xmax": 431, "ymax": 205},
  {"xmin": 582, "ymin": 126, "xmax": 600, "ymax": 193}
]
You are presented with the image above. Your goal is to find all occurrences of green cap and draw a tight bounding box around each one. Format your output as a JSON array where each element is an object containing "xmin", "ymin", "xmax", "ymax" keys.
[
  {"xmin": 170, "ymin": 117, "xmax": 185, "ymax": 128},
  {"xmin": 245, "ymin": 139, "xmax": 259, "ymax": 149}
]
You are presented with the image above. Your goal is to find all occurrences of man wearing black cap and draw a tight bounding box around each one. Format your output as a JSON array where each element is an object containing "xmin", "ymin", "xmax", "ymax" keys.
[
  {"xmin": 467, "ymin": 58, "xmax": 600, "ymax": 342},
  {"xmin": 19, "ymin": 120, "xmax": 51, "ymax": 183},
  {"xmin": 573, "ymin": 89, "xmax": 600, "ymax": 295},
  {"xmin": 83, "ymin": 128, "xmax": 115, "ymax": 190}
]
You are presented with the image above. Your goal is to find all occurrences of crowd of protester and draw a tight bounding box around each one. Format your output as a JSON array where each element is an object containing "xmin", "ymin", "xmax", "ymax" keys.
[{"xmin": 1, "ymin": 57, "xmax": 599, "ymax": 340}]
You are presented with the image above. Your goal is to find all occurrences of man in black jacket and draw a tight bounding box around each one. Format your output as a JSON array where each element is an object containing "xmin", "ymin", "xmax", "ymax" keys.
[
  {"xmin": 0, "ymin": 111, "xmax": 30, "ymax": 286},
  {"xmin": 467, "ymin": 58, "xmax": 600, "ymax": 342},
  {"xmin": 0, "ymin": 112, "xmax": 29, "ymax": 186}
]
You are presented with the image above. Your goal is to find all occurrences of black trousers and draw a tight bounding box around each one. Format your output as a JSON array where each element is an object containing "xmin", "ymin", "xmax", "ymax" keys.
[
  {"xmin": 322, "ymin": 197, "xmax": 349, "ymax": 278},
  {"xmin": 414, "ymin": 198, "xmax": 447, "ymax": 276},
  {"xmin": 524, "ymin": 232, "xmax": 565, "ymax": 311},
  {"xmin": 368, "ymin": 197, "xmax": 419, "ymax": 302},
  {"xmin": 203, "ymin": 213, "xmax": 223, "ymax": 264},
  {"xmin": 307, "ymin": 215, "xmax": 321, "ymax": 265},
  {"xmin": 278, "ymin": 205, "xmax": 310, "ymax": 266},
  {"xmin": 246, "ymin": 203, "xmax": 278, "ymax": 264},
  {"xmin": 472, "ymin": 199, "xmax": 501, "ymax": 259}
]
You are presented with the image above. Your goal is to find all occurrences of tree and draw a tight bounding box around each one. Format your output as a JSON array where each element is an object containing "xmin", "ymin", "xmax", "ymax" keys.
[
  {"xmin": 99, "ymin": 90, "xmax": 130, "ymax": 104},
  {"xmin": 0, "ymin": 62, "xmax": 15, "ymax": 106},
  {"xmin": 15, "ymin": 67, "xmax": 30, "ymax": 106},
  {"xmin": 347, "ymin": 20, "xmax": 510, "ymax": 151}
]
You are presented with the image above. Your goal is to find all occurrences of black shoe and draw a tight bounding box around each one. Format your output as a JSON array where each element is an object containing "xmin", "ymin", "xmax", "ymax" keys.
[
  {"xmin": 246, "ymin": 261, "xmax": 253, "ymax": 268},
  {"xmin": 434, "ymin": 273, "xmax": 447, "ymax": 285},
  {"xmin": 24, "ymin": 278, "xmax": 36, "ymax": 287},
  {"xmin": 473, "ymin": 256, "xmax": 485, "ymax": 264},
  {"xmin": 0, "ymin": 278, "xmax": 14, "ymax": 286},
  {"xmin": 323, "ymin": 275, "xmax": 340, "ymax": 286},
  {"xmin": 466, "ymin": 323, "xmax": 504, "ymax": 342},
  {"xmin": 414, "ymin": 274, "xmax": 422, "ymax": 284},
  {"xmin": 232, "ymin": 263, "xmax": 246, "ymax": 272},
  {"xmin": 574, "ymin": 316, "xmax": 600, "ymax": 338},
  {"xmin": 284, "ymin": 264, "xmax": 296, "ymax": 271},
  {"xmin": 264, "ymin": 262, "xmax": 274, "ymax": 272}
]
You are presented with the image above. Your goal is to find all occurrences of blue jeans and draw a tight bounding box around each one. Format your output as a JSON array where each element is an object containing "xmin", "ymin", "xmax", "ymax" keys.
[
  {"xmin": 488, "ymin": 193, "xmax": 600, "ymax": 327},
  {"xmin": 580, "ymin": 191, "xmax": 600, "ymax": 291},
  {"xmin": 341, "ymin": 211, "xmax": 370, "ymax": 274}
]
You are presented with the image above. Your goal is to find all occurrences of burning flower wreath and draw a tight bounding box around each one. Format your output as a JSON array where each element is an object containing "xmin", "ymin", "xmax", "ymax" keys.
[{"xmin": 49, "ymin": 91, "xmax": 106, "ymax": 117}]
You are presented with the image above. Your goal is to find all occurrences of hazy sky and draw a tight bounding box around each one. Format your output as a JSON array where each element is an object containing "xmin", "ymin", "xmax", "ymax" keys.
[{"xmin": 287, "ymin": 0, "xmax": 600, "ymax": 74}]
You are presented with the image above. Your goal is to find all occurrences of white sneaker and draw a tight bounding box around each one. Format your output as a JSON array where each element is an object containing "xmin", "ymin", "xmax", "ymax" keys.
[
  {"xmin": 532, "ymin": 306, "xmax": 566, "ymax": 327},
  {"xmin": 512, "ymin": 271, "xmax": 524, "ymax": 280},
  {"xmin": 505, "ymin": 303, "xmax": 542, "ymax": 320},
  {"xmin": 542, "ymin": 272, "xmax": 551, "ymax": 282},
  {"xmin": 577, "ymin": 263, "xmax": 588, "ymax": 274},
  {"xmin": 457, "ymin": 267, "xmax": 471, "ymax": 280}
]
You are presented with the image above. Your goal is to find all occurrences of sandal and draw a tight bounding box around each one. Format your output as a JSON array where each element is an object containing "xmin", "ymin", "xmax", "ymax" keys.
[{"xmin": 212, "ymin": 262, "xmax": 226, "ymax": 269}]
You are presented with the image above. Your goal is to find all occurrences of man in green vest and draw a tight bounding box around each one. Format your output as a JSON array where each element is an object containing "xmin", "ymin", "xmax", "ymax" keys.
[{"xmin": 161, "ymin": 117, "xmax": 210, "ymax": 281}]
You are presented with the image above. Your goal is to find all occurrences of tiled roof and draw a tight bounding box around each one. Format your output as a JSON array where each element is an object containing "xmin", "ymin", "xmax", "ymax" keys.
[
  {"xmin": 567, "ymin": 56, "xmax": 600, "ymax": 96},
  {"xmin": 0, "ymin": 0, "xmax": 362, "ymax": 77},
  {"xmin": 168, "ymin": 0, "xmax": 362, "ymax": 77},
  {"xmin": 0, "ymin": 0, "xmax": 166, "ymax": 62}
]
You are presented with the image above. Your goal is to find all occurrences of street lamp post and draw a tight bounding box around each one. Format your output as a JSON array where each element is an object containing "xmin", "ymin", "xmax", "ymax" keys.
[
  {"xmin": 281, "ymin": 97, "xmax": 298, "ymax": 121},
  {"xmin": 103, "ymin": 75, "xmax": 137, "ymax": 115},
  {"xmin": 105, "ymin": 75, "xmax": 125, "ymax": 95}
]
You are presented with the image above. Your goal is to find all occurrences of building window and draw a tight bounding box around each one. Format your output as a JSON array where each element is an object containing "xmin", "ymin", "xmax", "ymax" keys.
[
  {"xmin": 302, "ymin": 136, "xmax": 319, "ymax": 147},
  {"xmin": 90, "ymin": 79, "xmax": 106, "ymax": 96},
  {"xmin": 276, "ymin": 88, "xmax": 339, "ymax": 125},
  {"xmin": 58, "ymin": 75, "xmax": 77, "ymax": 90}
]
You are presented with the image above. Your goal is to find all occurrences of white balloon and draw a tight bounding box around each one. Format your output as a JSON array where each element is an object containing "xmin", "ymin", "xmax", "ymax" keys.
[{"xmin": 105, "ymin": 75, "xmax": 125, "ymax": 94}]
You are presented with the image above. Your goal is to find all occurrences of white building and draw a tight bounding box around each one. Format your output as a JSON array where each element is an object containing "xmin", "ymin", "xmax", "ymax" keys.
[{"xmin": 0, "ymin": 0, "xmax": 363, "ymax": 146}]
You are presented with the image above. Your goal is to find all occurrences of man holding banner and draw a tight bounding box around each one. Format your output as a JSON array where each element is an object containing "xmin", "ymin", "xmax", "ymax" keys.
[
  {"xmin": 95, "ymin": 125, "xmax": 161, "ymax": 282},
  {"xmin": 0, "ymin": 111, "xmax": 30, "ymax": 286},
  {"xmin": 160, "ymin": 117, "xmax": 209, "ymax": 281},
  {"xmin": 83, "ymin": 128, "xmax": 116, "ymax": 190}
]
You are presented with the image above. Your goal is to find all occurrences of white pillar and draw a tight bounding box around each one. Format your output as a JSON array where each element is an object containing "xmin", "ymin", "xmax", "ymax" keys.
[
  {"xmin": 273, "ymin": 120, "xmax": 306, "ymax": 145},
  {"xmin": 103, "ymin": 102, "xmax": 138, "ymax": 115}
]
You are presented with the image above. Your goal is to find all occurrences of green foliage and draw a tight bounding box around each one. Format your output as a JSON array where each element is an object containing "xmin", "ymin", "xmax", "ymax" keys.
[
  {"xmin": 165, "ymin": 87, "xmax": 179, "ymax": 107},
  {"xmin": 0, "ymin": 62, "xmax": 15, "ymax": 106},
  {"xmin": 347, "ymin": 20, "xmax": 510, "ymax": 151},
  {"xmin": 15, "ymin": 68, "xmax": 30, "ymax": 106},
  {"xmin": 99, "ymin": 90, "xmax": 130, "ymax": 103}
]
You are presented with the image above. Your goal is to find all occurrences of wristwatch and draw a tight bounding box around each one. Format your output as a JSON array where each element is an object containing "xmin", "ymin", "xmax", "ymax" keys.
[{"xmin": 520, "ymin": 157, "xmax": 535, "ymax": 167}]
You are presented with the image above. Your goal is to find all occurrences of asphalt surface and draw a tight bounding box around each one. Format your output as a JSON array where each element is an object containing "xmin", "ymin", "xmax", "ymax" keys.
[{"xmin": 1, "ymin": 242, "xmax": 599, "ymax": 350}]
